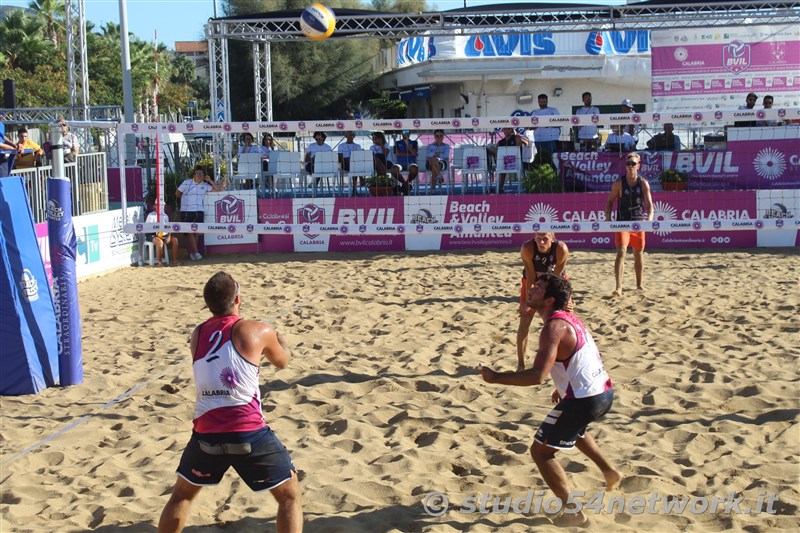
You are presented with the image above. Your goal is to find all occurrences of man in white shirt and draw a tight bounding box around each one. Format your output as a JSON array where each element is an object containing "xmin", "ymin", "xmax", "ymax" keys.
[
  {"xmin": 531, "ymin": 94, "xmax": 561, "ymax": 156},
  {"xmin": 59, "ymin": 120, "xmax": 80, "ymax": 162},
  {"xmin": 573, "ymin": 92, "xmax": 600, "ymax": 151},
  {"xmin": 337, "ymin": 131, "xmax": 361, "ymax": 171},
  {"xmin": 604, "ymin": 125, "xmax": 635, "ymax": 152}
]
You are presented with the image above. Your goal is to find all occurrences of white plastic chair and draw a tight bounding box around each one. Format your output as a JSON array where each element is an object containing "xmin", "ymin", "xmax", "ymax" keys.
[
  {"xmin": 270, "ymin": 151, "xmax": 303, "ymax": 198},
  {"xmin": 140, "ymin": 240, "xmax": 169, "ymax": 266},
  {"xmin": 309, "ymin": 151, "xmax": 340, "ymax": 197},
  {"xmin": 461, "ymin": 147, "xmax": 491, "ymax": 194},
  {"xmin": 342, "ymin": 150, "xmax": 374, "ymax": 196},
  {"xmin": 495, "ymin": 145, "xmax": 523, "ymax": 194},
  {"xmin": 233, "ymin": 152, "xmax": 263, "ymax": 192},
  {"xmin": 448, "ymin": 146, "xmax": 463, "ymax": 194}
]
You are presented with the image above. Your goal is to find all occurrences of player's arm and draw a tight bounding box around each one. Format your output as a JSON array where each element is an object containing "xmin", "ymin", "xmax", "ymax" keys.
[
  {"xmin": 554, "ymin": 242, "xmax": 569, "ymax": 277},
  {"xmin": 642, "ymin": 179, "xmax": 655, "ymax": 221},
  {"xmin": 261, "ymin": 325, "xmax": 291, "ymax": 369},
  {"xmin": 189, "ymin": 325, "xmax": 200, "ymax": 358},
  {"xmin": 604, "ymin": 180, "xmax": 621, "ymax": 221},
  {"xmin": 479, "ymin": 323, "xmax": 559, "ymax": 386}
]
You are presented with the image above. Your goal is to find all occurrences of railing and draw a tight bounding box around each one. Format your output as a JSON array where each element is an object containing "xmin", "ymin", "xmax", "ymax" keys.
[{"xmin": 12, "ymin": 152, "xmax": 108, "ymax": 224}]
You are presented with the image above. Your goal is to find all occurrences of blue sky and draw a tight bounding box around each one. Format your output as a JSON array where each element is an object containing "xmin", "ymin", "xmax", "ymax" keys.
[{"xmin": 4, "ymin": 0, "xmax": 622, "ymax": 49}]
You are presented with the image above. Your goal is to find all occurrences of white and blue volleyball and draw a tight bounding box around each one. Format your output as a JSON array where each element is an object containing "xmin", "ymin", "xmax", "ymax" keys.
[{"xmin": 300, "ymin": 3, "xmax": 336, "ymax": 41}]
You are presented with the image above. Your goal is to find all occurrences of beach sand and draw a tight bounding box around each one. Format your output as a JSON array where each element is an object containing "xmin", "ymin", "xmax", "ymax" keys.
[{"xmin": 1, "ymin": 248, "xmax": 798, "ymax": 532}]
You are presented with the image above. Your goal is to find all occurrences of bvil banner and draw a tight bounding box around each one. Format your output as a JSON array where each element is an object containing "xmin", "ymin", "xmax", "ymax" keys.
[
  {"xmin": 291, "ymin": 197, "xmax": 405, "ymax": 252},
  {"xmin": 651, "ymin": 24, "xmax": 800, "ymax": 112},
  {"xmin": 204, "ymin": 191, "xmax": 258, "ymax": 246},
  {"xmin": 556, "ymin": 142, "xmax": 800, "ymax": 192}
]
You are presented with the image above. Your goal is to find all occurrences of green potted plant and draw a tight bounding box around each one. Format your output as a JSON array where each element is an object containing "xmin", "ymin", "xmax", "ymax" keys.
[
  {"xmin": 521, "ymin": 161, "xmax": 562, "ymax": 194},
  {"xmin": 658, "ymin": 169, "xmax": 688, "ymax": 191},
  {"xmin": 365, "ymin": 175, "xmax": 396, "ymax": 196}
]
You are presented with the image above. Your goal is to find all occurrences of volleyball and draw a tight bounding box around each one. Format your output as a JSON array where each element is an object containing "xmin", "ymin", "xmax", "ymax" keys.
[{"xmin": 300, "ymin": 3, "xmax": 336, "ymax": 41}]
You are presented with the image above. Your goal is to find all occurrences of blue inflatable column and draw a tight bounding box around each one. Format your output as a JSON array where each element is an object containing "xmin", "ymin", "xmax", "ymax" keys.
[{"xmin": 47, "ymin": 125, "xmax": 83, "ymax": 386}]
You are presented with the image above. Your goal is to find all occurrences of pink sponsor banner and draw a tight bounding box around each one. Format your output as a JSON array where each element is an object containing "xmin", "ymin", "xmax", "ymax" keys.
[
  {"xmin": 557, "ymin": 144, "xmax": 800, "ymax": 192},
  {"xmin": 438, "ymin": 192, "xmax": 757, "ymax": 250},
  {"xmin": 328, "ymin": 197, "xmax": 405, "ymax": 252},
  {"xmin": 652, "ymin": 41, "xmax": 800, "ymax": 76},
  {"xmin": 258, "ymin": 199, "xmax": 294, "ymax": 253}
]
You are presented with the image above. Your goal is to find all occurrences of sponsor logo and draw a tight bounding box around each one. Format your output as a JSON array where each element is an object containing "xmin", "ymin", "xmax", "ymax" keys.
[
  {"xmin": 20, "ymin": 269, "xmax": 39, "ymax": 303},
  {"xmin": 279, "ymin": 123, "xmax": 288, "ymax": 131},
  {"xmin": 755, "ymin": 220, "xmax": 764, "ymax": 229},
  {"xmin": 339, "ymin": 225, "xmax": 349, "ymax": 234},
  {"xmin": 472, "ymin": 117, "xmax": 480, "ymax": 127},
  {"xmin": 297, "ymin": 204, "xmax": 325, "ymax": 238},
  {"xmin": 652, "ymin": 113, "xmax": 661, "ymax": 122},
  {"xmin": 241, "ymin": 122, "xmax": 250, "ymax": 131},
  {"xmin": 763, "ymin": 203, "xmax": 793, "ymax": 219},
  {"xmin": 298, "ymin": 121, "xmax": 306, "ymax": 130},
  {"xmin": 776, "ymin": 219, "xmax": 784, "ymax": 228},
  {"xmin": 413, "ymin": 119, "xmax": 421, "ymax": 128},
  {"xmin": 398, "ymin": 225, "xmax": 406, "ymax": 233},
  {"xmin": 714, "ymin": 220, "xmax": 722, "ymax": 229},
  {"xmin": 167, "ymin": 124, "xmax": 176, "ymax": 133},
  {"xmin": 692, "ymin": 221, "xmax": 703, "ymax": 230},
  {"xmin": 282, "ymin": 225, "xmax": 292, "ymax": 233},
  {"xmin": 215, "ymin": 195, "xmax": 245, "ymax": 224},
  {"xmin": 572, "ymin": 223, "xmax": 581, "ymax": 232},
  {"xmin": 512, "ymin": 224, "xmax": 522, "ymax": 232},
  {"xmin": 715, "ymin": 111, "xmax": 724, "ymax": 120},
  {"xmin": 227, "ymin": 224, "xmax": 236, "ymax": 233},
  {"xmin": 454, "ymin": 224, "xmax": 463, "ymax": 233},
  {"xmin": 246, "ymin": 224, "xmax": 254, "ymax": 232},
  {"xmin": 394, "ymin": 120, "xmax": 403, "ymax": 129},
  {"xmin": 723, "ymin": 40, "xmax": 751, "ymax": 74},
  {"xmin": 223, "ymin": 123, "xmax": 232, "ymax": 132},
  {"xmin": 355, "ymin": 120, "xmax": 363, "ymax": 129},
  {"xmin": 131, "ymin": 123, "xmax": 139, "ymax": 133},
  {"xmin": 359, "ymin": 225, "xmax": 367, "ymax": 233},
  {"xmin": 592, "ymin": 222, "xmax": 600, "ymax": 231},
  {"xmin": 416, "ymin": 224, "xmax": 424, "ymax": 233},
  {"xmin": 47, "ymin": 200, "xmax": 64, "ymax": 221},
  {"xmin": 411, "ymin": 209, "xmax": 438, "ymax": 224},
  {"xmin": 135, "ymin": 223, "xmax": 144, "ymax": 232},
  {"xmin": 473, "ymin": 224, "xmax": 482, "ymax": 232},
  {"xmin": 754, "ymin": 148, "xmax": 786, "ymax": 181},
  {"xmin": 186, "ymin": 123, "xmax": 194, "ymax": 132}
]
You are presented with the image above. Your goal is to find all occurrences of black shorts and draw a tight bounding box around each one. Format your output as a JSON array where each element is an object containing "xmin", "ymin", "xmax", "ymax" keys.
[
  {"xmin": 180, "ymin": 211, "xmax": 204, "ymax": 223},
  {"xmin": 176, "ymin": 427, "xmax": 296, "ymax": 492},
  {"xmin": 534, "ymin": 389, "xmax": 614, "ymax": 450}
]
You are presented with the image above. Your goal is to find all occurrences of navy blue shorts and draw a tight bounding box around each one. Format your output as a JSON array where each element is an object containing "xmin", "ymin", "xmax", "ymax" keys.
[
  {"xmin": 534, "ymin": 389, "xmax": 614, "ymax": 450},
  {"xmin": 180, "ymin": 211, "xmax": 204, "ymax": 223},
  {"xmin": 176, "ymin": 427, "xmax": 296, "ymax": 492}
]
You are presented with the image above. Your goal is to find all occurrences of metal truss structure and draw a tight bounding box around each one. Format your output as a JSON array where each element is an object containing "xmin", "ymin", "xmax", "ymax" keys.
[
  {"xmin": 207, "ymin": 1, "xmax": 800, "ymax": 123},
  {"xmin": 65, "ymin": 0, "xmax": 90, "ymax": 121}
]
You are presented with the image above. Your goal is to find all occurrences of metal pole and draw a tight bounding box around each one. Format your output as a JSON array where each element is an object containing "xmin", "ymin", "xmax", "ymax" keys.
[{"xmin": 119, "ymin": 0, "xmax": 136, "ymax": 165}]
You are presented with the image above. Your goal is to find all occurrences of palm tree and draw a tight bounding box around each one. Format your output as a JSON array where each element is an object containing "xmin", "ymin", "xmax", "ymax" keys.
[
  {"xmin": 0, "ymin": 10, "xmax": 54, "ymax": 71},
  {"xmin": 28, "ymin": 0, "xmax": 65, "ymax": 46}
]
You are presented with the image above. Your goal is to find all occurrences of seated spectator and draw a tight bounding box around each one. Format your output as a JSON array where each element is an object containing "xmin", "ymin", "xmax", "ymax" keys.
[
  {"xmin": 145, "ymin": 205, "xmax": 180, "ymax": 267},
  {"xmin": 646, "ymin": 123, "xmax": 683, "ymax": 151},
  {"xmin": 390, "ymin": 130, "xmax": 418, "ymax": 195},
  {"xmin": 14, "ymin": 127, "xmax": 44, "ymax": 169},
  {"xmin": 304, "ymin": 131, "xmax": 331, "ymax": 174},
  {"xmin": 604, "ymin": 125, "xmax": 635, "ymax": 152},
  {"xmin": 238, "ymin": 132, "xmax": 260, "ymax": 155},
  {"xmin": 426, "ymin": 129, "xmax": 451, "ymax": 194},
  {"xmin": 59, "ymin": 120, "xmax": 80, "ymax": 162},
  {"xmin": 492, "ymin": 127, "xmax": 529, "ymax": 193},
  {"xmin": 260, "ymin": 133, "xmax": 278, "ymax": 172},
  {"xmin": 337, "ymin": 131, "xmax": 362, "ymax": 172},
  {"xmin": 370, "ymin": 131, "xmax": 391, "ymax": 176}
]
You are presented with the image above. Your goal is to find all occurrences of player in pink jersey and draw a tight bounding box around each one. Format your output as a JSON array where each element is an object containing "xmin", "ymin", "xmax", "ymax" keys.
[
  {"xmin": 158, "ymin": 272, "xmax": 301, "ymax": 533},
  {"xmin": 479, "ymin": 274, "xmax": 621, "ymax": 527}
]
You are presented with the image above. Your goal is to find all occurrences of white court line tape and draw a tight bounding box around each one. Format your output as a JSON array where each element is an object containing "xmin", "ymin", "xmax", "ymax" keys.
[{"xmin": 0, "ymin": 287, "xmax": 336, "ymax": 468}]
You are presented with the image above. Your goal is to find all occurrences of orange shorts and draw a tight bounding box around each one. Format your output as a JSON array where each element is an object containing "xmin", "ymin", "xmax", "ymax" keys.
[{"xmin": 615, "ymin": 231, "xmax": 646, "ymax": 251}]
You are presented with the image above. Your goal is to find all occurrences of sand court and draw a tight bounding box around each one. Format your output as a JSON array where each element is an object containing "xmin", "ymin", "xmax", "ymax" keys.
[{"xmin": 1, "ymin": 248, "xmax": 798, "ymax": 532}]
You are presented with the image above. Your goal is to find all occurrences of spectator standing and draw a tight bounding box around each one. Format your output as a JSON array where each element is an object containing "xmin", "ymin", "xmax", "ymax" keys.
[
  {"xmin": 176, "ymin": 166, "xmax": 225, "ymax": 261},
  {"xmin": 573, "ymin": 92, "xmax": 601, "ymax": 151},
  {"xmin": 238, "ymin": 133, "xmax": 260, "ymax": 155},
  {"xmin": 0, "ymin": 120, "xmax": 17, "ymax": 176},
  {"xmin": 530, "ymin": 94, "xmax": 561, "ymax": 156}
]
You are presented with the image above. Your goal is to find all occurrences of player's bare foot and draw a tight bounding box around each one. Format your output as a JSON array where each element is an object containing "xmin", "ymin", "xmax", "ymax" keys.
[
  {"xmin": 604, "ymin": 468, "xmax": 622, "ymax": 491},
  {"xmin": 553, "ymin": 509, "xmax": 588, "ymax": 527},
  {"xmin": 611, "ymin": 289, "xmax": 622, "ymax": 298},
  {"xmin": 636, "ymin": 285, "xmax": 644, "ymax": 291}
]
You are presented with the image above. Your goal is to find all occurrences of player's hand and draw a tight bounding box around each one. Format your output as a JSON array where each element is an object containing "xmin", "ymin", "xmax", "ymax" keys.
[
  {"xmin": 551, "ymin": 389, "xmax": 561, "ymax": 403},
  {"xmin": 518, "ymin": 303, "xmax": 532, "ymax": 316}
]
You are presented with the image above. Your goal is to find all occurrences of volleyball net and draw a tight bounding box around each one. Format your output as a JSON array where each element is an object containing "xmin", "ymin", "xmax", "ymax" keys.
[{"xmin": 118, "ymin": 109, "xmax": 800, "ymax": 251}]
